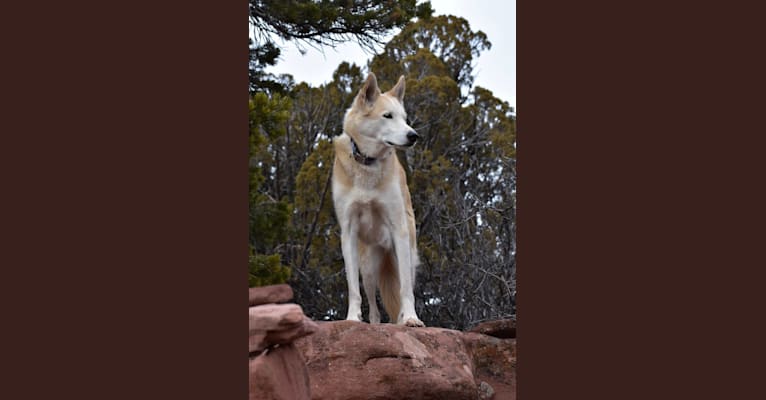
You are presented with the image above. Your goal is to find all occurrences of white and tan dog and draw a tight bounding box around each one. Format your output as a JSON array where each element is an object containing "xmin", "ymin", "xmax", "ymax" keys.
[{"xmin": 332, "ymin": 72, "xmax": 424, "ymax": 327}]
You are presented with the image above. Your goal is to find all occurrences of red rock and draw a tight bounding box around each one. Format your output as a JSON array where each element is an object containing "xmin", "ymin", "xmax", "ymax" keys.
[
  {"xmin": 250, "ymin": 343, "xmax": 311, "ymax": 400},
  {"xmin": 249, "ymin": 303, "xmax": 304, "ymax": 333},
  {"xmin": 249, "ymin": 284, "xmax": 294, "ymax": 306},
  {"xmin": 468, "ymin": 319, "xmax": 516, "ymax": 339},
  {"xmin": 249, "ymin": 304, "xmax": 318, "ymax": 353},
  {"xmin": 463, "ymin": 332, "xmax": 516, "ymax": 400},
  {"xmin": 263, "ymin": 316, "xmax": 319, "ymax": 348},
  {"xmin": 295, "ymin": 321, "xmax": 478, "ymax": 400},
  {"xmin": 292, "ymin": 319, "xmax": 517, "ymax": 400},
  {"xmin": 247, "ymin": 287, "xmax": 515, "ymax": 400},
  {"xmin": 249, "ymin": 331, "xmax": 268, "ymax": 354}
]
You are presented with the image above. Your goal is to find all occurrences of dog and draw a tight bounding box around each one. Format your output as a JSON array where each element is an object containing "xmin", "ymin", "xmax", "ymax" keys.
[{"xmin": 332, "ymin": 72, "xmax": 425, "ymax": 327}]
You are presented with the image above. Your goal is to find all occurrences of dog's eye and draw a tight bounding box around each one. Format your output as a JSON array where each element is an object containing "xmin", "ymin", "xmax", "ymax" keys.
[{"xmin": 382, "ymin": 112, "xmax": 393, "ymax": 119}]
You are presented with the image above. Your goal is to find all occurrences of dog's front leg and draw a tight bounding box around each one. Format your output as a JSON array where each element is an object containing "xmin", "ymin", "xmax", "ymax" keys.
[
  {"xmin": 341, "ymin": 228, "xmax": 363, "ymax": 322},
  {"xmin": 392, "ymin": 226, "xmax": 425, "ymax": 327}
]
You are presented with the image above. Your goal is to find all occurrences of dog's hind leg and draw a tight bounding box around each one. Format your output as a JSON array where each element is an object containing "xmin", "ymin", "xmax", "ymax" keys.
[{"xmin": 361, "ymin": 245, "xmax": 382, "ymax": 324}]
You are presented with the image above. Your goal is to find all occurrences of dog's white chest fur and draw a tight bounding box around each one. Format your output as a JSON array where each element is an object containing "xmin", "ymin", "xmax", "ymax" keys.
[
  {"xmin": 347, "ymin": 162, "xmax": 388, "ymax": 190},
  {"xmin": 345, "ymin": 188, "xmax": 394, "ymax": 249}
]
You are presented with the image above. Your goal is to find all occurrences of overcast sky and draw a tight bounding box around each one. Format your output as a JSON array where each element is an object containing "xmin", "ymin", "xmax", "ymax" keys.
[{"xmin": 263, "ymin": 0, "xmax": 516, "ymax": 109}]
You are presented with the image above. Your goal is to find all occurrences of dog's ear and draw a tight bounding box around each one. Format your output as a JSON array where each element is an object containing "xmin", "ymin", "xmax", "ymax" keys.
[
  {"xmin": 387, "ymin": 75, "xmax": 406, "ymax": 103},
  {"xmin": 355, "ymin": 73, "xmax": 380, "ymax": 108}
]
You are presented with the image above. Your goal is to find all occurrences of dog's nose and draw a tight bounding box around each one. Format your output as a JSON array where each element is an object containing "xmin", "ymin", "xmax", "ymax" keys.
[{"xmin": 407, "ymin": 131, "xmax": 419, "ymax": 144}]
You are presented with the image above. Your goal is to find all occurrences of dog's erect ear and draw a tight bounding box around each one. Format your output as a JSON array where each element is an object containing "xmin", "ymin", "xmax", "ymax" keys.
[
  {"xmin": 355, "ymin": 73, "xmax": 380, "ymax": 108},
  {"xmin": 387, "ymin": 75, "xmax": 406, "ymax": 103}
]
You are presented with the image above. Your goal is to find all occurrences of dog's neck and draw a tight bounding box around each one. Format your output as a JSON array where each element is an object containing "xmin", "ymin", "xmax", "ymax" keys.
[
  {"xmin": 349, "ymin": 136, "xmax": 377, "ymax": 165},
  {"xmin": 348, "ymin": 135, "xmax": 392, "ymax": 166}
]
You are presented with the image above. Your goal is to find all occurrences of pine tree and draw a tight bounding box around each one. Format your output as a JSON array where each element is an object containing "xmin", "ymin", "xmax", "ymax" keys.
[{"xmin": 249, "ymin": 93, "xmax": 292, "ymax": 286}]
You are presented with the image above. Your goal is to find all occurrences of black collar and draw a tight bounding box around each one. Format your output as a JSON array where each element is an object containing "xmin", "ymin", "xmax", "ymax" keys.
[{"xmin": 350, "ymin": 137, "xmax": 376, "ymax": 165}]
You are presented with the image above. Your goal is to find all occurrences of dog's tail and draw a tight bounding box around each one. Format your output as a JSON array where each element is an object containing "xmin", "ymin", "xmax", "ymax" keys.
[{"xmin": 378, "ymin": 250, "xmax": 400, "ymax": 323}]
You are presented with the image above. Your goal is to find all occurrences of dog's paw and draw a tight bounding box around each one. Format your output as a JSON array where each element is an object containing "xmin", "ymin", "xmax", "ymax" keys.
[
  {"xmin": 403, "ymin": 318, "xmax": 425, "ymax": 327},
  {"xmin": 346, "ymin": 312, "xmax": 362, "ymax": 322}
]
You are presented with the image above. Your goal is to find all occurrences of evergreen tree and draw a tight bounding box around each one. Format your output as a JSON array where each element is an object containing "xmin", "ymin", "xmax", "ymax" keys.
[
  {"xmin": 249, "ymin": 0, "xmax": 433, "ymax": 95},
  {"xmin": 250, "ymin": 0, "xmax": 433, "ymax": 51},
  {"xmin": 249, "ymin": 93, "xmax": 293, "ymax": 286}
]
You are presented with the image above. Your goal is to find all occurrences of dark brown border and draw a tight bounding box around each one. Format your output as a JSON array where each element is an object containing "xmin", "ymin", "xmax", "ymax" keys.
[
  {"xmin": 3, "ymin": 2, "xmax": 248, "ymax": 399},
  {"xmin": 519, "ymin": 1, "xmax": 765, "ymax": 399}
]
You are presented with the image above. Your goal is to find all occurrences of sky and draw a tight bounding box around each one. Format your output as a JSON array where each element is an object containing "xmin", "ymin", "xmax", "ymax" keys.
[{"xmin": 263, "ymin": 0, "xmax": 516, "ymax": 110}]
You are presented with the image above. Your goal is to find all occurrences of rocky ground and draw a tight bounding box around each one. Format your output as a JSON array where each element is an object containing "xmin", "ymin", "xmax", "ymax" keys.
[{"xmin": 249, "ymin": 284, "xmax": 516, "ymax": 400}]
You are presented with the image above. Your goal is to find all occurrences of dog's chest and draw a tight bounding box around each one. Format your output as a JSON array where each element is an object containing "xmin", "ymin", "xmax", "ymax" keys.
[
  {"xmin": 349, "ymin": 198, "xmax": 392, "ymax": 248},
  {"xmin": 348, "ymin": 166, "xmax": 386, "ymax": 190}
]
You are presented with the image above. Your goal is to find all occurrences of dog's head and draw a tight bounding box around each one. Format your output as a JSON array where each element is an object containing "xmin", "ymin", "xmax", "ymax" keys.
[{"xmin": 344, "ymin": 73, "xmax": 419, "ymax": 151}]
